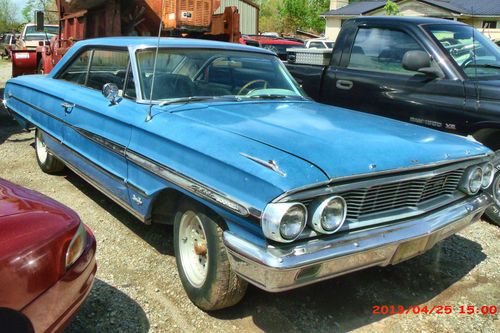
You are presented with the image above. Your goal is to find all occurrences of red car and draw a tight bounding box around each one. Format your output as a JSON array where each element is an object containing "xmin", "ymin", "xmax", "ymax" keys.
[
  {"xmin": 0, "ymin": 179, "xmax": 96, "ymax": 332},
  {"xmin": 242, "ymin": 35, "xmax": 304, "ymax": 60}
]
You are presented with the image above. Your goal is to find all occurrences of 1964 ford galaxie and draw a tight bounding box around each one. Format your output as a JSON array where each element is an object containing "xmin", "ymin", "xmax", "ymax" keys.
[{"xmin": 3, "ymin": 37, "xmax": 496, "ymax": 310}]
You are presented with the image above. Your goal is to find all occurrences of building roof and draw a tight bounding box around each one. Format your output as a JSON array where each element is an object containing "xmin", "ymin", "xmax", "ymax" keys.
[{"xmin": 323, "ymin": 0, "xmax": 500, "ymax": 17}]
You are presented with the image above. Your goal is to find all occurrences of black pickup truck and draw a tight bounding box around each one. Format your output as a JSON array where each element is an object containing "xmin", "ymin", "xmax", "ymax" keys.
[{"xmin": 286, "ymin": 16, "xmax": 500, "ymax": 224}]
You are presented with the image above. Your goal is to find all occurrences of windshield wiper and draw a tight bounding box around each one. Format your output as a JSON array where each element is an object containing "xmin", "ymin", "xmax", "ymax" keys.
[
  {"xmin": 244, "ymin": 94, "xmax": 306, "ymax": 100},
  {"xmin": 158, "ymin": 95, "xmax": 240, "ymax": 106}
]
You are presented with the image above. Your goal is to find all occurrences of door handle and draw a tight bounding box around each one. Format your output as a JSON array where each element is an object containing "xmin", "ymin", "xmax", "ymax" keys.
[
  {"xmin": 336, "ymin": 80, "xmax": 353, "ymax": 90},
  {"xmin": 61, "ymin": 102, "xmax": 75, "ymax": 114}
]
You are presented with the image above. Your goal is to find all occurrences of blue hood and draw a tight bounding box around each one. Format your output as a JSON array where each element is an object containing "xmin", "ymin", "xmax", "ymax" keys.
[{"xmin": 171, "ymin": 101, "xmax": 490, "ymax": 179}]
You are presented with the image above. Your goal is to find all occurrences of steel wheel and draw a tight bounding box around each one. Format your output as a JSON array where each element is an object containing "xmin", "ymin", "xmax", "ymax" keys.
[
  {"xmin": 178, "ymin": 210, "xmax": 209, "ymax": 287},
  {"xmin": 35, "ymin": 130, "xmax": 48, "ymax": 164},
  {"xmin": 34, "ymin": 129, "xmax": 65, "ymax": 174}
]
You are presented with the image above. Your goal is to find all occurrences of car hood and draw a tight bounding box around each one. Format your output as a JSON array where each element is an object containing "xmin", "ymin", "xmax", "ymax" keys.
[{"xmin": 172, "ymin": 101, "xmax": 490, "ymax": 179}]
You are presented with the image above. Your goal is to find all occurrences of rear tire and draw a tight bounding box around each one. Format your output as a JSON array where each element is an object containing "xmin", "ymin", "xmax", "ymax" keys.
[
  {"xmin": 173, "ymin": 200, "xmax": 247, "ymax": 311},
  {"xmin": 35, "ymin": 129, "xmax": 65, "ymax": 174}
]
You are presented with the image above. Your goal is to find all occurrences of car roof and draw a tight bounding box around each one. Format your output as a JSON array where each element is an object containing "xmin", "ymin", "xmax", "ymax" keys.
[
  {"xmin": 74, "ymin": 37, "xmax": 275, "ymax": 55},
  {"xmin": 349, "ymin": 16, "xmax": 467, "ymax": 26}
]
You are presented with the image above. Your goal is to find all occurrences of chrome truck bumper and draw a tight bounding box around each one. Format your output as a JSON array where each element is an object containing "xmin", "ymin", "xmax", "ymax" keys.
[{"xmin": 223, "ymin": 194, "xmax": 492, "ymax": 292}]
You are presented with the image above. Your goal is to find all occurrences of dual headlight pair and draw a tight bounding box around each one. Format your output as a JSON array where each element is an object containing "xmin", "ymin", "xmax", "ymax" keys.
[
  {"xmin": 460, "ymin": 163, "xmax": 496, "ymax": 195},
  {"xmin": 262, "ymin": 196, "xmax": 347, "ymax": 243}
]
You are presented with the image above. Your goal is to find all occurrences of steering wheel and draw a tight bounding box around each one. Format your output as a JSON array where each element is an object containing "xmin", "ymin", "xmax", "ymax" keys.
[
  {"xmin": 237, "ymin": 79, "xmax": 269, "ymax": 95},
  {"xmin": 460, "ymin": 50, "xmax": 476, "ymax": 68}
]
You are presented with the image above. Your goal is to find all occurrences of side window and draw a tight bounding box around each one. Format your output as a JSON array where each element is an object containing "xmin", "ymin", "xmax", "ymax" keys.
[
  {"xmin": 309, "ymin": 42, "xmax": 325, "ymax": 49},
  {"xmin": 87, "ymin": 49, "xmax": 129, "ymax": 91},
  {"xmin": 59, "ymin": 50, "xmax": 92, "ymax": 85},
  {"xmin": 348, "ymin": 27, "xmax": 425, "ymax": 75}
]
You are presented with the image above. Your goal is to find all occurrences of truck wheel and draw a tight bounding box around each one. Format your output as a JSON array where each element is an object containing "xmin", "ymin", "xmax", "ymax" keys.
[
  {"xmin": 35, "ymin": 129, "xmax": 65, "ymax": 174},
  {"xmin": 173, "ymin": 201, "xmax": 247, "ymax": 311}
]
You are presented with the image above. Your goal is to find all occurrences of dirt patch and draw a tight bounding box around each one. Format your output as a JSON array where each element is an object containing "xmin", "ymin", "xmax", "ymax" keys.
[{"xmin": 0, "ymin": 60, "xmax": 498, "ymax": 333}]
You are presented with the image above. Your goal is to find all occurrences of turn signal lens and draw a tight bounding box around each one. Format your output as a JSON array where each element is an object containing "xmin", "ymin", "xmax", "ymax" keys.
[{"xmin": 65, "ymin": 223, "xmax": 88, "ymax": 269}]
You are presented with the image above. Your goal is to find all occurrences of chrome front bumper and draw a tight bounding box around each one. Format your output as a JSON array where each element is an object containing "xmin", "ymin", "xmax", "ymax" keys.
[{"xmin": 223, "ymin": 194, "xmax": 492, "ymax": 292}]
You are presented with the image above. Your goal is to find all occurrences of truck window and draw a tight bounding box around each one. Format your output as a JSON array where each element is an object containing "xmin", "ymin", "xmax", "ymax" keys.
[
  {"xmin": 348, "ymin": 27, "xmax": 425, "ymax": 75},
  {"xmin": 424, "ymin": 24, "xmax": 500, "ymax": 79},
  {"xmin": 309, "ymin": 42, "xmax": 325, "ymax": 49}
]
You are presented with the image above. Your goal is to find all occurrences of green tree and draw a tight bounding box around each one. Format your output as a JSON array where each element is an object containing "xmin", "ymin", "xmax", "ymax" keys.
[
  {"xmin": 22, "ymin": 0, "xmax": 57, "ymax": 24},
  {"xmin": 259, "ymin": 0, "xmax": 284, "ymax": 33},
  {"xmin": 0, "ymin": 0, "xmax": 20, "ymax": 32},
  {"xmin": 384, "ymin": 0, "xmax": 400, "ymax": 16}
]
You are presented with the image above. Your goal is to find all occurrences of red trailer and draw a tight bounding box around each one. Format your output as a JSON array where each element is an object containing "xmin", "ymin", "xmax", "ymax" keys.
[{"xmin": 12, "ymin": 0, "xmax": 243, "ymax": 77}]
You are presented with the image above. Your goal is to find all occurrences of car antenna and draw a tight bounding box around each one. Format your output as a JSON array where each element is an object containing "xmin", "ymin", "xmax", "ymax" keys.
[
  {"xmin": 146, "ymin": 0, "xmax": 165, "ymax": 122},
  {"xmin": 471, "ymin": 4, "xmax": 478, "ymax": 81}
]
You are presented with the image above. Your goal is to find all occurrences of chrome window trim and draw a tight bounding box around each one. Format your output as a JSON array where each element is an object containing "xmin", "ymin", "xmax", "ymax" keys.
[{"xmin": 274, "ymin": 155, "xmax": 492, "ymax": 203}]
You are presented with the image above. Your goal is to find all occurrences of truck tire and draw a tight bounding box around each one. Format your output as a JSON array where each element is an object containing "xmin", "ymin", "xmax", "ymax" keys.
[
  {"xmin": 173, "ymin": 200, "xmax": 247, "ymax": 311},
  {"xmin": 485, "ymin": 149, "xmax": 500, "ymax": 226},
  {"xmin": 35, "ymin": 129, "xmax": 65, "ymax": 174}
]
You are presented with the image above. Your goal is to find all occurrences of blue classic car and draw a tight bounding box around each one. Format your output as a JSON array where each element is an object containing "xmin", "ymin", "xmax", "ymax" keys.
[{"xmin": 3, "ymin": 37, "xmax": 496, "ymax": 310}]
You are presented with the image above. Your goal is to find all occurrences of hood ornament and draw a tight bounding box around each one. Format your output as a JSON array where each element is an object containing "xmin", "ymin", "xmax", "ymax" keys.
[{"xmin": 240, "ymin": 153, "xmax": 287, "ymax": 177}]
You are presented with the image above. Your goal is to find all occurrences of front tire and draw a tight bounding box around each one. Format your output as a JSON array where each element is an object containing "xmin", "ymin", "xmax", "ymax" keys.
[
  {"xmin": 485, "ymin": 169, "xmax": 500, "ymax": 226},
  {"xmin": 35, "ymin": 129, "xmax": 65, "ymax": 174},
  {"xmin": 173, "ymin": 201, "xmax": 247, "ymax": 311}
]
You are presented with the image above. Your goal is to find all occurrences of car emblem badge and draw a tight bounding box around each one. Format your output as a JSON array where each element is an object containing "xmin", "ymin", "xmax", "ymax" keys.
[{"xmin": 132, "ymin": 194, "xmax": 143, "ymax": 206}]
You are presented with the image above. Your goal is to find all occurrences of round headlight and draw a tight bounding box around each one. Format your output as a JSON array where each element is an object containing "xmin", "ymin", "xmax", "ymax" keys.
[
  {"xmin": 468, "ymin": 167, "xmax": 483, "ymax": 194},
  {"xmin": 262, "ymin": 202, "xmax": 307, "ymax": 243},
  {"xmin": 308, "ymin": 196, "xmax": 347, "ymax": 234},
  {"xmin": 482, "ymin": 163, "xmax": 495, "ymax": 189}
]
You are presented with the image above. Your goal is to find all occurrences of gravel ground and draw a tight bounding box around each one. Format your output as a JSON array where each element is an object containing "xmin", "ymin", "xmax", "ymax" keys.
[{"xmin": 0, "ymin": 59, "xmax": 498, "ymax": 333}]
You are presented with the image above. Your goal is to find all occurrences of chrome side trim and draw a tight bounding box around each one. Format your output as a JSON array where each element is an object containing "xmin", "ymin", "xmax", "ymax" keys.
[
  {"xmin": 125, "ymin": 150, "xmax": 257, "ymax": 217},
  {"xmin": 240, "ymin": 152, "xmax": 287, "ymax": 177},
  {"xmin": 74, "ymin": 127, "xmax": 127, "ymax": 156},
  {"xmin": 46, "ymin": 143, "xmax": 148, "ymax": 223},
  {"xmin": 274, "ymin": 155, "xmax": 492, "ymax": 203}
]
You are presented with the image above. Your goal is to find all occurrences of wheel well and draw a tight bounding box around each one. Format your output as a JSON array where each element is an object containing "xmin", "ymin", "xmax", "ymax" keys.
[
  {"xmin": 149, "ymin": 188, "xmax": 225, "ymax": 227},
  {"xmin": 0, "ymin": 308, "xmax": 34, "ymax": 333},
  {"xmin": 473, "ymin": 128, "xmax": 500, "ymax": 150}
]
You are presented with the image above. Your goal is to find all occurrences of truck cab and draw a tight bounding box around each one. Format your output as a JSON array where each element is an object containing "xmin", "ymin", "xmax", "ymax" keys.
[{"xmin": 16, "ymin": 23, "xmax": 59, "ymax": 50}]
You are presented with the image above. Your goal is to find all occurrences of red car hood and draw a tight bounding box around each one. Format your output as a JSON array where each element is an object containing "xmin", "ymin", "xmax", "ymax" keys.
[{"xmin": 0, "ymin": 179, "xmax": 80, "ymax": 310}]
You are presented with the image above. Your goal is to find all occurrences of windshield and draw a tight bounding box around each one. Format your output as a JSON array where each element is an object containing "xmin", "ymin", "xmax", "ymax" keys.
[
  {"xmin": 425, "ymin": 24, "xmax": 500, "ymax": 79},
  {"xmin": 24, "ymin": 25, "xmax": 59, "ymax": 37},
  {"xmin": 136, "ymin": 48, "xmax": 304, "ymax": 101}
]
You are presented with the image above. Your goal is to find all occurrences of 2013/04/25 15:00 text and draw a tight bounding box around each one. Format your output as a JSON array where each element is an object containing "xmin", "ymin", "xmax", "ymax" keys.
[{"xmin": 372, "ymin": 305, "xmax": 498, "ymax": 315}]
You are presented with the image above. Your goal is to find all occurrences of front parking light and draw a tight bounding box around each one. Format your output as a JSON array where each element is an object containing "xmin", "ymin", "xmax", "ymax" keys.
[{"xmin": 65, "ymin": 223, "xmax": 88, "ymax": 269}]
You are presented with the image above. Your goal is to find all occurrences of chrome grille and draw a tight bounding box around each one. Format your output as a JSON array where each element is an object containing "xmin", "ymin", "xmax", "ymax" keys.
[{"xmin": 340, "ymin": 168, "xmax": 465, "ymax": 220}]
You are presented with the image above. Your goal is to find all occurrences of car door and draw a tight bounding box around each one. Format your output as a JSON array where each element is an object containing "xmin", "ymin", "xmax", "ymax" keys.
[
  {"xmin": 55, "ymin": 47, "xmax": 137, "ymax": 205},
  {"xmin": 322, "ymin": 24, "xmax": 467, "ymax": 134}
]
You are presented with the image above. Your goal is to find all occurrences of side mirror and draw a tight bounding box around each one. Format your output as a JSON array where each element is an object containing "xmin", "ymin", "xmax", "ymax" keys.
[
  {"xmin": 102, "ymin": 83, "xmax": 120, "ymax": 105},
  {"xmin": 35, "ymin": 11, "xmax": 44, "ymax": 32},
  {"xmin": 402, "ymin": 50, "xmax": 444, "ymax": 79}
]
